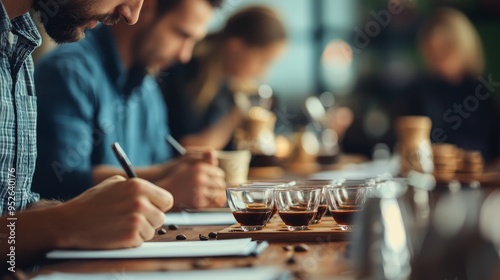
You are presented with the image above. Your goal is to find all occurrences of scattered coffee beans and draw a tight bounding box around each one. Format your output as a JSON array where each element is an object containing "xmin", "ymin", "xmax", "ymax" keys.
[
  {"xmin": 199, "ymin": 234, "xmax": 209, "ymax": 241},
  {"xmin": 208, "ymin": 232, "xmax": 217, "ymax": 239},
  {"xmin": 176, "ymin": 234, "xmax": 187, "ymax": 240},
  {"xmin": 157, "ymin": 228, "xmax": 167, "ymax": 235},
  {"xmin": 283, "ymin": 245, "xmax": 293, "ymax": 251},
  {"xmin": 294, "ymin": 244, "xmax": 310, "ymax": 252},
  {"xmin": 168, "ymin": 224, "xmax": 179, "ymax": 230}
]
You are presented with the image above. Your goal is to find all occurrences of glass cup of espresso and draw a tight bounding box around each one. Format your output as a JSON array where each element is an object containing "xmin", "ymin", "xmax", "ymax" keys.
[
  {"xmin": 240, "ymin": 180, "xmax": 295, "ymax": 220},
  {"xmin": 240, "ymin": 181, "xmax": 295, "ymax": 219},
  {"xmin": 274, "ymin": 186, "xmax": 322, "ymax": 231},
  {"xmin": 295, "ymin": 180, "xmax": 333, "ymax": 224},
  {"xmin": 325, "ymin": 180, "xmax": 371, "ymax": 231},
  {"xmin": 227, "ymin": 187, "xmax": 275, "ymax": 231}
]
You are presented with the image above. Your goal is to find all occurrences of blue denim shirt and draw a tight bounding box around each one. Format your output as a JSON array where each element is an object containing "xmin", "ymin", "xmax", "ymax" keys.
[
  {"xmin": 33, "ymin": 25, "xmax": 172, "ymax": 200},
  {"xmin": 0, "ymin": 1, "xmax": 41, "ymax": 214}
]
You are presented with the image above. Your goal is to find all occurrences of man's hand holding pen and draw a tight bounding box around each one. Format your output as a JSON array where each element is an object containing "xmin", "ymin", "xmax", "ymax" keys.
[
  {"xmin": 111, "ymin": 142, "xmax": 226, "ymax": 210},
  {"xmin": 156, "ymin": 148, "xmax": 227, "ymax": 209}
]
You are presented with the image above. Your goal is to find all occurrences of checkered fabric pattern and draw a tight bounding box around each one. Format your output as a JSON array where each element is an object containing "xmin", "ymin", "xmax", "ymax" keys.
[{"xmin": 0, "ymin": 1, "xmax": 41, "ymax": 214}]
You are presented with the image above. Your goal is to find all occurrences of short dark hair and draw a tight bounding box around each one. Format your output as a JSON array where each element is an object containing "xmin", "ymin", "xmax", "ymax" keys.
[{"xmin": 157, "ymin": 0, "xmax": 223, "ymax": 16}]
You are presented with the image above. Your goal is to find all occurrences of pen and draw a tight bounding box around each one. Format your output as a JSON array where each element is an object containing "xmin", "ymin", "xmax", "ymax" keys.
[
  {"xmin": 111, "ymin": 142, "xmax": 137, "ymax": 178},
  {"xmin": 166, "ymin": 135, "xmax": 187, "ymax": 155}
]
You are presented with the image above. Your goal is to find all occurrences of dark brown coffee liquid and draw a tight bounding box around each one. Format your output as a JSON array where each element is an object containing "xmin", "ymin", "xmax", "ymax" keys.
[
  {"xmin": 314, "ymin": 205, "xmax": 329, "ymax": 221},
  {"xmin": 233, "ymin": 210, "xmax": 272, "ymax": 226},
  {"xmin": 330, "ymin": 210, "xmax": 360, "ymax": 225},
  {"xmin": 279, "ymin": 211, "xmax": 316, "ymax": 226}
]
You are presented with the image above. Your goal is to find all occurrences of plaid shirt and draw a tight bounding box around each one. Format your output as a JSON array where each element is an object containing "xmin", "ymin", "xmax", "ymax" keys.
[{"xmin": 0, "ymin": 1, "xmax": 41, "ymax": 215}]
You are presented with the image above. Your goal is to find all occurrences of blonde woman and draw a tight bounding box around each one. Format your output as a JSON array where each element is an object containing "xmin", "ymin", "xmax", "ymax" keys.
[
  {"xmin": 161, "ymin": 6, "xmax": 287, "ymax": 151},
  {"xmin": 419, "ymin": 7, "xmax": 484, "ymax": 84},
  {"xmin": 398, "ymin": 7, "xmax": 499, "ymax": 162}
]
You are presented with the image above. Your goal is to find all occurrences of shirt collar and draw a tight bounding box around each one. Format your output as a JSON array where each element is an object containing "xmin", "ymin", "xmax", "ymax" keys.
[
  {"xmin": 0, "ymin": 1, "xmax": 41, "ymax": 48},
  {"xmin": 90, "ymin": 25, "xmax": 147, "ymax": 97},
  {"xmin": 0, "ymin": 0, "xmax": 10, "ymax": 34},
  {"xmin": 12, "ymin": 13, "xmax": 41, "ymax": 48}
]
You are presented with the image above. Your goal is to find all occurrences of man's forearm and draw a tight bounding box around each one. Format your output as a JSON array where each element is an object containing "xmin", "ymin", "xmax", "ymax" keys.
[
  {"xmin": 1, "ymin": 206, "xmax": 64, "ymax": 270},
  {"xmin": 25, "ymin": 199, "xmax": 63, "ymax": 210}
]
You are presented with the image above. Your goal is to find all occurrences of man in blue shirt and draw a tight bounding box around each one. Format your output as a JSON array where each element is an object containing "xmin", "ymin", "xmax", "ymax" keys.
[
  {"xmin": 1, "ymin": 0, "xmax": 174, "ymax": 270},
  {"xmin": 34, "ymin": 0, "xmax": 226, "ymax": 209}
]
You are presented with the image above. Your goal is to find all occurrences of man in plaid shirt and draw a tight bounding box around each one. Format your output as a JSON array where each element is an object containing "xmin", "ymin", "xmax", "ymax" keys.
[{"xmin": 0, "ymin": 0, "xmax": 173, "ymax": 271}]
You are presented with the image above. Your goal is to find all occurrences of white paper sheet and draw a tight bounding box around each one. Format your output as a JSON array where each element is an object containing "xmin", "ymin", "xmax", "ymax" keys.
[
  {"xmin": 46, "ymin": 238, "xmax": 256, "ymax": 259},
  {"xmin": 33, "ymin": 267, "xmax": 291, "ymax": 280},
  {"xmin": 164, "ymin": 211, "xmax": 236, "ymax": 226}
]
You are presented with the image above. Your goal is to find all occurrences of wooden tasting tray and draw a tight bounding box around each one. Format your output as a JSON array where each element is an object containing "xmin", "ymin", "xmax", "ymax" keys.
[{"xmin": 217, "ymin": 216, "xmax": 351, "ymax": 243}]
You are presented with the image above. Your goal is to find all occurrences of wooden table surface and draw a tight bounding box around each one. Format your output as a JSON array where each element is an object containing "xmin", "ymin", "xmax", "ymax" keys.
[
  {"xmin": 29, "ymin": 224, "xmax": 354, "ymax": 280},
  {"xmin": 25, "ymin": 160, "xmax": 498, "ymax": 279}
]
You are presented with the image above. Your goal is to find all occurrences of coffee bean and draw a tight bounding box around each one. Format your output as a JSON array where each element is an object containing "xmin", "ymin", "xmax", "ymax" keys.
[
  {"xmin": 176, "ymin": 234, "xmax": 187, "ymax": 240},
  {"xmin": 192, "ymin": 258, "xmax": 212, "ymax": 269},
  {"xmin": 208, "ymin": 232, "xmax": 217, "ymax": 239},
  {"xmin": 286, "ymin": 256, "xmax": 297, "ymax": 265},
  {"xmin": 294, "ymin": 244, "xmax": 310, "ymax": 252},
  {"xmin": 199, "ymin": 234, "xmax": 209, "ymax": 241},
  {"xmin": 283, "ymin": 245, "xmax": 293, "ymax": 251},
  {"xmin": 168, "ymin": 224, "xmax": 179, "ymax": 230},
  {"xmin": 157, "ymin": 228, "xmax": 167, "ymax": 235}
]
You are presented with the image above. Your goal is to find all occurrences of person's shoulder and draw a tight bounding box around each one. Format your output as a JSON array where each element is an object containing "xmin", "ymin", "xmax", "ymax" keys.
[
  {"xmin": 36, "ymin": 34, "xmax": 100, "ymax": 74},
  {"xmin": 34, "ymin": 34, "xmax": 102, "ymax": 100}
]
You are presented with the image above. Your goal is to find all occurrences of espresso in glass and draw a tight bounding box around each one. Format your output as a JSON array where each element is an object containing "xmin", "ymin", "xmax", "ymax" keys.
[
  {"xmin": 279, "ymin": 211, "xmax": 317, "ymax": 226},
  {"xmin": 233, "ymin": 203, "xmax": 273, "ymax": 225},
  {"xmin": 329, "ymin": 209, "xmax": 360, "ymax": 226},
  {"xmin": 227, "ymin": 188, "xmax": 274, "ymax": 231},
  {"xmin": 239, "ymin": 182, "xmax": 292, "ymax": 221},
  {"xmin": 274, "ymin": 186, "xmax": 321, "ymax": 231},
  {"xmin": 294, "ymin": 180, "xmax": 333, "ymax": 224},
  {"xmin": 325, "ymin": 180, "xmax": 369, "ymax": 230}
]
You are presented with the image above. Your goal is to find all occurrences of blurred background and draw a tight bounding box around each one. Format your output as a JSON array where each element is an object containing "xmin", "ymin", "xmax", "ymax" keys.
[
  {"xmin": 207, "ymin": 0, "xmax": 500, "ymax": 158},
  {"xmin": 33, "ymin": 0, "xmax": 500, "ymax": 161}
]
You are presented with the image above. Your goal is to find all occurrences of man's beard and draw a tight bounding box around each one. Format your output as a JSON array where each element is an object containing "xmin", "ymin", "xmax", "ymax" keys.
[{"xmin": 32, "ymin": 0, "xmax": 121, "ymax": 43}]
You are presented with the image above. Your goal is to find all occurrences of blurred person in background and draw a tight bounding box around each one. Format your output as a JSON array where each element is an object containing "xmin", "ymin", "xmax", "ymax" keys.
[
  {"xmin": 34, "ymin": 0, "xmax": 227, "ymax": 209},
  {"xmin": 396, "ymin": 7, "xmax": 500, "ymax": 163},
  {"xmin": 160, "ymin": 6, "xmax": 287, "ymax": 150}
]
